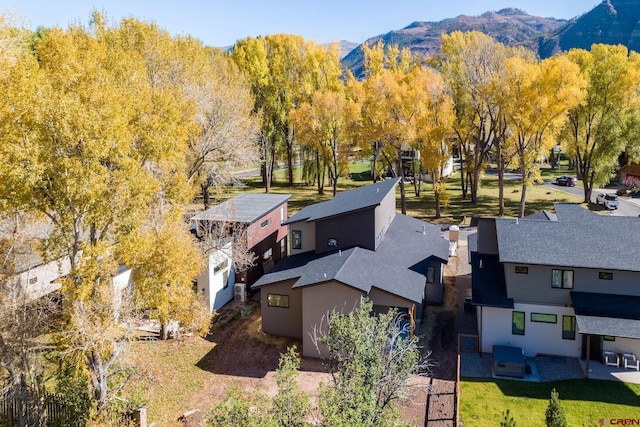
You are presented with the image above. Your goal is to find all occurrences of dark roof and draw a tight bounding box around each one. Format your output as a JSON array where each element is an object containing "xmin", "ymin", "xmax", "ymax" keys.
[
  {"xmin": 253, "ymin": 213, "xmax": 449, "ymax": 303},
  {"xmin": 571, "ymin": 291, "xmax": 640, "ymax": 339},
  {"xmin": 524, "ymin": 210, "xmax": 557, "ymax": 221},
  {"xmin": 284, "ymin": 178, "xmax": 399, "ymax": 225},
  {"xmin": 495, "ymin": 203, "xmax": 640, "ymax": 272},
  {"xmin": 470, "ymin": 253, "xmax": 513, "ymax": 308},
  {"xmin": 191, "ymin": 193, "xmax": 291, "ymax": 224}
]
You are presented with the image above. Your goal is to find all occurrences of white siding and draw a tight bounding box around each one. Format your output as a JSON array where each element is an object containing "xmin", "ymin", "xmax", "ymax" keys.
[
  {"xmin": 196, "ymin": 244, "xmax": 235, "ymax": 312},
  {"xmin": 18, "ymin": 256, "xmax": 71, "ymax": 301},
  {"xmin": 480, "ymin": 303, "xmax": 581, "ymax": 357}
]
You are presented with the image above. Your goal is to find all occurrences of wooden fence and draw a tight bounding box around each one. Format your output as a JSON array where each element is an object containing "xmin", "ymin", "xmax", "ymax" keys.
[{"xmin": 0, "ymin": 390, "xmax": 84, "ymax": 427}]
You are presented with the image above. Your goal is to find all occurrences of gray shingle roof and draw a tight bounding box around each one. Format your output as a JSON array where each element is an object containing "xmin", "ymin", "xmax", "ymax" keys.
[
  {"xmin": 571, "ymin": 291, "xmax": 640, "ymax": 339},
  {"xmin": 284, "ymin": 178, "xmax": 399, "ymax": 224},
  {"xmin": 253, "ymin": 213, "xmax": 449, "ymax": 303},
  {"xmin": 191, "ymin": 193, "xmax": 291, "ymax": 224},
  {"xmin": 495, "ymin": 203, "xmax": 640, "ymax": 272}
]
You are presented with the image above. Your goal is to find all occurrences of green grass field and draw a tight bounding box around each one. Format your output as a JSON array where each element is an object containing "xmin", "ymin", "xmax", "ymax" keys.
[
  {"xmin": 200, "ymin": 159, "xmax": 584, "ymax": 223},
  {"xmin": 460, "ymin": 379, "xmax": 640, "ymax": 426}
]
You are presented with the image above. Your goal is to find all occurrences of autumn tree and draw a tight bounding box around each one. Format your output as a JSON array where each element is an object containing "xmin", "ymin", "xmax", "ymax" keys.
[
  {"xmin": 351, "ymin": 41, "xmax": 419, "ymax": 214},
  {"xmin": 562, "ymin": 44, "xmax": 640, "ymax": 202},
  {"xmin": 122, "ymin": 204, "xmax": 209, "ymax": 340},
  {"xmin": 409, "ymin": 65, "xmax": 455, "ymax": 217},
  {"xmin": 0, "ymin": 15, "xmax": 196, "ymax": 413},
  {"xmin": 291, "ymin": 90, "xmax": 354, "ymax": 196},
  {"xmin": 498, "ymin": 54, "xmax": 584, "ymax": 217},
  {"xmin": 232, "ymin": 35, "xmax": 342, "ymax": 191},
  {"xmin": 440, "ymin": 31, "xmax": 510, "ymax": 205}
]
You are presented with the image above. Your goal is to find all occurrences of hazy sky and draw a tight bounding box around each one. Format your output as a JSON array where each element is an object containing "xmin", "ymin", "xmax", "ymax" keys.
[{"xmin": 2, "ymin": 1, "xmax": 600, "ymax": 47}]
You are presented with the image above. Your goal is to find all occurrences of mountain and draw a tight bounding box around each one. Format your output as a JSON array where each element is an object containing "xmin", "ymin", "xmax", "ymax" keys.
[
  {"xmin": 342, "ymin": 1, "xmax": 640, "ymax": 77},
  {"xmin": 342, "ymin": 8, "xmax": 566, "ymax": 78},
  {"xmin": 551, "ymin": 0, "xmax": 640, "ymax": 54}
]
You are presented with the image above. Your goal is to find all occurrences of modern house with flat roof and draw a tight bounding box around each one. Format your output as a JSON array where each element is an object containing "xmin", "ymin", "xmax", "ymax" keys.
[
  {"xmin": 470, "ymin": 204, "xmax": 640, "ymax": 365},
  {"xmin": 191, "ymin": 193, "xmax": 291, "ymax": 310},
  {"xmin": 253, "ymin": 179, "xmax": 450, "ymax": 357}
]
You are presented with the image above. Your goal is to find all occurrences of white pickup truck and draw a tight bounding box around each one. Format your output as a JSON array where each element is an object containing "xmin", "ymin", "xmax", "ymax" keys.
[{"xmin": 596, "ymin": 193, "xmax": 619, "ymax": 210}]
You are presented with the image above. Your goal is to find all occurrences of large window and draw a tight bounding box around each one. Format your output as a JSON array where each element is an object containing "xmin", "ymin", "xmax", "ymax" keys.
[
  {"xmin": 515, "ymin": 266, "xmax": 528, "ymax": 274},
  {"xmin": 267, "ymin": 293, "xmax": 289, "ymax": 308},
  {"xmin": 512, "ymin": 311, "xmax": 525, "ymax": 335},
  {"xmin": 531, "ymin": 313, "xmax": 557, "ymax": 324},
  {"xmin": 214, "ymin": 259, "xmax": 229, "ymax": 274},
  {"xmin": 222, "ymin": 271, "xmax": 229, "ymax": 290},
  {"xmin": 291, "ymin": 230, "xmax": 301, "ymax": 249},
  {"xmin": 261, "ymin": 218, "xmax": 271, "ymax": 229},
  {"xmin": 552, "ymin": 269, "xmax": 574, "ymax": 289},
  {"xmin": 562, "ymin": 315, "xmax": 576, "ymax": 340},
  {"xmin": 598, "ymin": 271, "xmax": 613, "ymax": 280},
  {"xmin": 426, "ymin": 266, "xmax": 435, "ymax": 283}
]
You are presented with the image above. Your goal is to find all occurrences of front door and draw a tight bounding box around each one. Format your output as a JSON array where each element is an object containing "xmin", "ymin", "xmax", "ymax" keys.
[{"xmin": 581, "ymin": 334, "xmax": 603, "ymax": 361}]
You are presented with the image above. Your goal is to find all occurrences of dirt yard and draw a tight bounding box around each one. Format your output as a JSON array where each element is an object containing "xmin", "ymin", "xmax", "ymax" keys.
[{"xmin": 146, "ymin": 239, "xmax": 466, "ymax": 426}]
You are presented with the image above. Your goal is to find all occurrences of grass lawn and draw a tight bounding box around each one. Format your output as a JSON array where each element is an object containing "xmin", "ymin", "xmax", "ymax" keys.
[
  {"xmin": 124, "ymin": 338, "xmax": 217, "ymax": 426},
  {"xmin": 460, "ymin": 379, "xmax": 640, "ymax": 426},
  {"xmin": 199, "ymin": 159, "xmax": 584, "ymax": 223}
]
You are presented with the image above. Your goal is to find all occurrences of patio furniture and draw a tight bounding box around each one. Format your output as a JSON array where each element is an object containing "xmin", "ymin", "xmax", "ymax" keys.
[
  {"xmin": 603, "ymin": 350, "xmax": 620, "ymax": 367},
  {"xmin": 622, "ymin": 353, "xmax": 640, "ymax": 371}
]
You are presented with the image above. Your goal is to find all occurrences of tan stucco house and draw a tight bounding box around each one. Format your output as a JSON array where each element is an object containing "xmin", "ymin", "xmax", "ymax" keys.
[{"xmin": 253, "ymin": 178, "xmax": 450, "ymax": 357}]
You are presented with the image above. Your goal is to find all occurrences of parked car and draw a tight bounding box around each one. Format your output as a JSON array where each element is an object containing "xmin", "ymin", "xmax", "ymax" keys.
[
  {"xmin": 555, "ymin": 176, "xmax": 577, "ymax": 186},
  {"xmin": 596, "ymin": 193, "xmax": 619, "ymax": 210}
]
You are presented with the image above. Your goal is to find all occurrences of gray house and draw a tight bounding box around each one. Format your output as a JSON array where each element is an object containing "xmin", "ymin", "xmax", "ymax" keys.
[
  {"xmin": 253, "ymin": 178, "xmax": 450, "ymax": 357},
  {"xmin": 470, "ymin": 204, "xmax": 640, "ymax": 363}
]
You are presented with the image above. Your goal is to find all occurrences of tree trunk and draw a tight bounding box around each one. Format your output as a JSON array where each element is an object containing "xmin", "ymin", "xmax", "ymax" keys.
[
  {"xmin": 434, "ymin": 182, "xmax": 441, "ymax": 219},
  {"xmin": 316, "ymin": 152, "xmax": 323, "ymax": 195},
  {"xmin": 201, "ymin": 182, "xmax": 210, "ymax": 211},
  {"xmin": 159, "ymin": 322, "xmax": 170, "ymax": 341},
  {"xmin": 496, "ymin": 144, "xmax": 505, "ymax": 217},
  {"xmin": 285, "ymin": 125, "xmax": 294, "ymax": 186},
  {"xmin": 518, "ymin": 182, "xmax": 527, "ymax": 218},
  {"xmin": 398, "ymin": 151, "xmax": 406, "ymax": 215}
]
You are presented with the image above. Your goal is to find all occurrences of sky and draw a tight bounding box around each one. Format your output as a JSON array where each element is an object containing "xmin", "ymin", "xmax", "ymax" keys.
[{"xmin": 2, "ymin": 1, "xmax": 601, "ymax": 48}]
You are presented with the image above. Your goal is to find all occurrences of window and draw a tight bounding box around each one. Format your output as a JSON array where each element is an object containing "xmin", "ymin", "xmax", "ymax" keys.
[
  {"xmin": 263, "ymin": 248, "xmax": 272, "ymax": 259},
  {"xmin": 562, "ymin": 316, "xmax": 576, "ymax": 340},
  {"xmin": 512, "ymin": 311, "xmax": 525, "ymax": 335},
  {"xmin": 222, "ymin": 271, "xmax": 229, "ymax": 290},
  {"xmin": 28, "ymin": 276, "xmax": 38, "ymax": 284},
  {"xmin": 552, "ymin": 269, "xmax": 574, "ymax": 289},
  {"xmin": 267, "ymin": 293, "xmax": 289, "ymax": 308},
  {"xmin": 327, "ymin": 238, "xmax": 337, "ymax": 247},
  {"xmin": 598, "ymin": 271, "xmax": 613, "ymax": 280},
  {"xmin": 291, "ymin": 230, "xmax": 301, "ymax": 250},
  {"xmin": 261, "ymin": 218, "xmax": 271, "ymax": 229},
  {"xmin": 603, "ymin": 335, "xmax": 615, "ymax": 342},
  {"xmin": 280, "ymin": 207, "xmax": 284, "ymax": 223},
  {"xmin": 531, "ymin": 313, "xmax": 557, "ymax": 323},
  {"xmin": 515, "ymin": 266, "xmax": 528, "ymax": 274},
  {"xmin": 426, "ymin": 266, "xmax": 435, "ymax": 283},
  {"xmin": 214, "ymin": 259, "xmax": 229, "ymax": 274}
]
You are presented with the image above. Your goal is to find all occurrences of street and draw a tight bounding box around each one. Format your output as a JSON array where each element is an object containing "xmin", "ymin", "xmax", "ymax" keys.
[{"xmin": 541, "ymin": 181, "xmax": 640, "ymax": 217}]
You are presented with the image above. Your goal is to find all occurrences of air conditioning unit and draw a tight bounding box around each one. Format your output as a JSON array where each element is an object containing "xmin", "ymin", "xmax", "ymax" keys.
[{"xmin": 234, "ymin": 283, "xmax": 246, "ymax": 303}]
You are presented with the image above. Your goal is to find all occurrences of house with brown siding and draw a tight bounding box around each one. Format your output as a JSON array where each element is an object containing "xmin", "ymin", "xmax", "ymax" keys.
[
  {"xmin": 253, "ymin": 179, "xmax": 450, "ymax": 357},
  {"xmin": 191, "ymin": 193, "xmax": 290, "ymax": 309}
]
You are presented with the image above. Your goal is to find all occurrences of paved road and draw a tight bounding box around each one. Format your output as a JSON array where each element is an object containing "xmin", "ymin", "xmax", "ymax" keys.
[{"xmin": 541, "ymin": 181, "xmax": 640, "ymax": 217}]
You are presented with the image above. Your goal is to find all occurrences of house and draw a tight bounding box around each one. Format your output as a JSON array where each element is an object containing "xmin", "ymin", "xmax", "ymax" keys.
[
  {"xmin": 470, "ymin": 204, "xmax": 640, "ymax": 362},
  {"xmin": 252, "ymin": 178, "xmax": 450, "ymax": 357},
  {"xmin": 191, "ymin": 193, "xmax": 291, "ymax": 310}
]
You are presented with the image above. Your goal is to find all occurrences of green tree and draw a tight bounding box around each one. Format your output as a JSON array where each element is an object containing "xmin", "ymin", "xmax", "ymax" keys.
[
  {"xmin": 545, "ymin": 388, "xmax": 567, "ymax": 427},
  {"xmin": 312, "ymin": 299, "xmax": 427, "ymax": 427},
  {"xmin": 272, "ymin": 347, "xmax": 310, "ymax": 427}
]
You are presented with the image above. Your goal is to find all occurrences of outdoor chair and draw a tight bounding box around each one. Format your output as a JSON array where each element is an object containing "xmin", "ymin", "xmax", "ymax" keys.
[
  {"xmin": 603, "ymin": 350, "xmax": 620, "ymax": 367},
  {"xmin": 622, "ymin": 353, "xmax": 640, "ymax": 371}
]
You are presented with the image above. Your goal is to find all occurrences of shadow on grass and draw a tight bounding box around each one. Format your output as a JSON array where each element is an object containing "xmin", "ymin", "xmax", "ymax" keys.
[{"xmin": 464, "ymin": 377, "xmax": 640, "ymax": 406}]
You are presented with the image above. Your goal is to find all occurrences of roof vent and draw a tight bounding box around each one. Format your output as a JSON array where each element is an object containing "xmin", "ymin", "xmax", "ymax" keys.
[
  {"xmin": 323, "ymin": 273, "xmax": 327, "ymax": 278},
  {"xmin": 339, "ymin": 249, "xmax": 342, "ymax": 256},
  {"xmin": 422, "ymin": 225, "xmax": 426, "ymax": 234},
  {"xmin": 377, "ymin": 188, "xmax": 379, "ymax": 193}
]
